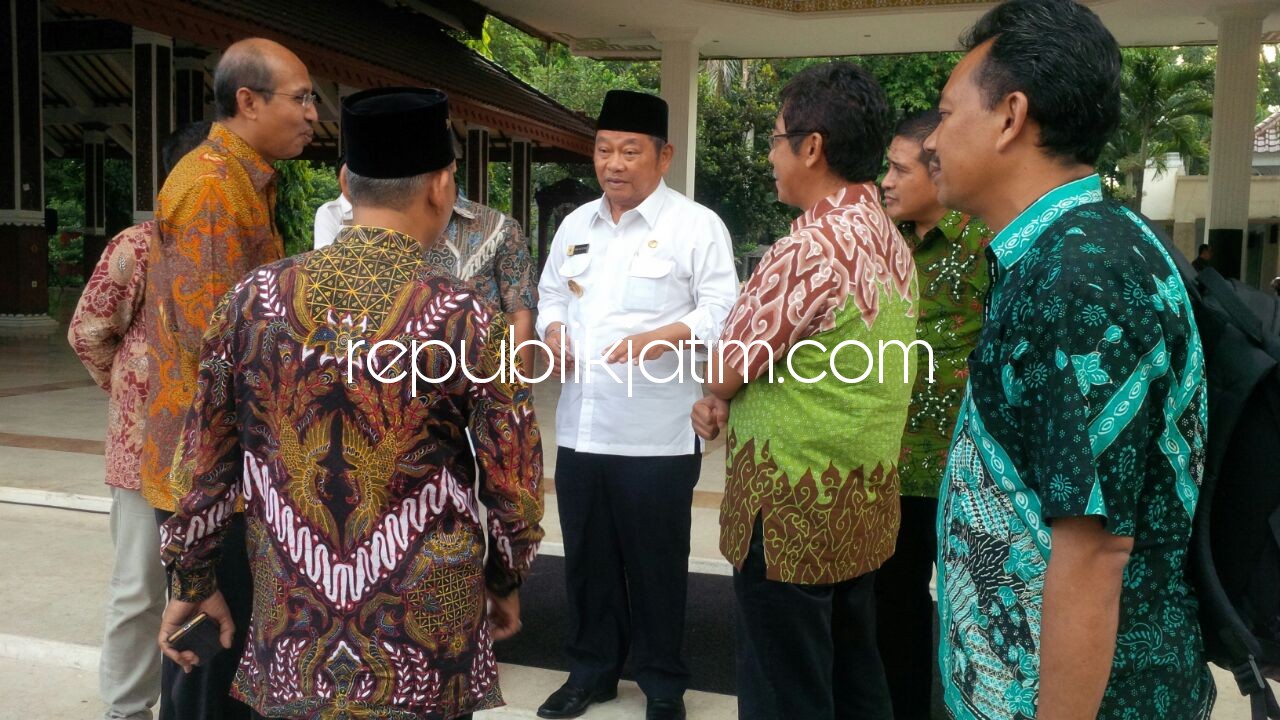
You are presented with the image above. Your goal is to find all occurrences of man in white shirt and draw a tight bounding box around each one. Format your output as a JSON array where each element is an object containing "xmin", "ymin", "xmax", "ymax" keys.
[
  {"xmin": 535, "ymin": 90, "xmax": 738, "ymax": 720},
  {"xmin": 312, "ymin": 185, "xmax": 351, "ymax": 248}
]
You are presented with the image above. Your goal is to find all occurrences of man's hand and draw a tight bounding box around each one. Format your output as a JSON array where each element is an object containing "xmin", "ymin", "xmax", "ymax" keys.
[
  {"xmin": 544, "ymin": 322, "xmax": 575, "ymax": 374},
  {"xmin": 487, "ymin": 590, "xmax": 523, "ymax": 641},
  {"xmin": 603, "ymin": 322, "xmax": 695, "ymax": 365},
  {"xmin": 158, "ymin": 590, "xmax": 236, "ymax": 674},
  {"xmin": 691, "ymin": 396, "xmax": 729, "ymax": 441}
]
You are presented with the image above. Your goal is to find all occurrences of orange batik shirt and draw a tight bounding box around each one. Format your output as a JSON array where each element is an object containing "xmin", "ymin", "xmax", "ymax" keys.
[{"xmin": 141, "ymin": 122, "xmax": 283, "ymax": 511}]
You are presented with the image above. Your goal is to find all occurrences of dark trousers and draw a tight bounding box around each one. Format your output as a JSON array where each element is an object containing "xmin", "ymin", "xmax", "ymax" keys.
[
  {"xmin": 874, "ymin": 496, "xmax": 939, "ymax": 720},
  {"xmin": 555, "ymin": 446, "xmax": 700, "ymax": 700},
  {"xmin": 156, "ymin": 510, "xmax": 255, "ymax": 720},
  {"xmin": 734, "ymin": 518, "xmax": 893, "ymax": 720}
]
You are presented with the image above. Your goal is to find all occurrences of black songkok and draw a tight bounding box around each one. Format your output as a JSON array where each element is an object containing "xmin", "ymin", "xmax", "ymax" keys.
[
  {"xmin": 341, "ymin": 87, "xmax": 453, "ymax": 178},
  {"xmin": 596, "ymin": 90, "xmax": 668, "ymax": 141}
]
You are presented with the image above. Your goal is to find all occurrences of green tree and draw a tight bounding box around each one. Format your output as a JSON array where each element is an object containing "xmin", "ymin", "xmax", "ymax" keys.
[
  {"xmin": 274, "ymin": 160, "xmax": 339, "ymax": 256},
  {"xmin": 695, "ymin": 62, "xmax": 791, "ymax": 251},
  {"xmin": 1098, "ymin": 48, "xmax": 1214, "ymax": 208}
]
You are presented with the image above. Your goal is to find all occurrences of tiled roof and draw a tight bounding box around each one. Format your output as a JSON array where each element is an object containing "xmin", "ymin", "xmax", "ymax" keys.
[{"xmin": 1256, "ymin": 110, "xmax": 1280, "ymax": 154}]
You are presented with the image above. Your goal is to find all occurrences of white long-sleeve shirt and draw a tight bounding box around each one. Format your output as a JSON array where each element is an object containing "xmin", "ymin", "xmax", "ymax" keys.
[
  {"xmin": 537, "ymin": 181, "xmax": 739, "ymax": 457},
  {"xmin": 313, "ymin": 195, "xmax": 352, "ymax": 249}
]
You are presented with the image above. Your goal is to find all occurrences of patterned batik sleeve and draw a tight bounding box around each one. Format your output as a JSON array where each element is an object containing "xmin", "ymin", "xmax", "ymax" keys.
[
  {"xmin": 158, "ymin": 285, "xmax": 247, "ymax": 601},
  {"xmin": 717, "ymin": 230, "xmax": 840, "ymax": 381},
  {"xmin": 494, "ymin": 216, "xmax": 539, "ymax": 313},
  {"xmin": 67, "ymin": 226, "xmax": 149, "ymax": 390},
  {"xmin": 466, "ymin": 314, "xmax": 545, "ymax": 596},
  {"xmin": 1009, "ymin": 251, "xmax": 1170, "ymax": 537}
]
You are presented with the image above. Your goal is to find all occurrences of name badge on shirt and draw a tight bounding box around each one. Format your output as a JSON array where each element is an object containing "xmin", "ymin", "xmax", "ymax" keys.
[{"xmin": 567, "ymin": 243, "xmax": 590, "ymax": 256}]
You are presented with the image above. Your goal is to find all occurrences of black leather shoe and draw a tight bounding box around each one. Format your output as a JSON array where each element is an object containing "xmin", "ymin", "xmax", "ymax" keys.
[
  {"xmin": 536, "ymin": 683, "xmax": 618, "ymax": 719},
  {"xmin": 646, "ymin": 697, "xmax": 686, "ymax": 720}
]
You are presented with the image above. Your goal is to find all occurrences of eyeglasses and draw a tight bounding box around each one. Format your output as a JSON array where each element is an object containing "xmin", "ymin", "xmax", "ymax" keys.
[
  {"xmin": 248, "ymin": 87, "xmax": 320, "ymax": 108},
  {"xmin": 768, "ymin": 130, "xmax": 820, "ymax": 148}
]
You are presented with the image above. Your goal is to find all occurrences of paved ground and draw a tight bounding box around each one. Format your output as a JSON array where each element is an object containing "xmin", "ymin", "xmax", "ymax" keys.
[{"xmin": 0, "ymin": 324, "xmax": 1261, "ymax": 719}]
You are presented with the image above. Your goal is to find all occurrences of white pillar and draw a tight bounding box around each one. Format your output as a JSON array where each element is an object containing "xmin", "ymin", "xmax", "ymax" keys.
[
  {"xmin": 656, "ymin": 30, "xmax": 702, "ymax": 198},
  {"xmin": 1205, "ymin": 3, "xmax": 1271, "ymax": 279},
  {"xmin": 132, "ymin": 28, "xmax": 174, "ymax": 223}
]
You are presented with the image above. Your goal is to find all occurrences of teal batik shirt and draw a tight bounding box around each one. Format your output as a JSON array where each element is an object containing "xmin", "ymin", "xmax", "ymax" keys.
[{"xmin": 936, "ymin": 175, "xmax": 1215, "ymax": 720}]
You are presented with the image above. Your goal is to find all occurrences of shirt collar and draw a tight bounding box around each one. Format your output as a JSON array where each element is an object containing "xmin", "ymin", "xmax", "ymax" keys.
[
  {"xmin": 452, "ymin": 192, "xmax": 478, "ymax": 220},
  {"xmin": 901, "ymin": 209, "xmax": 967, "ymax": 250},
  {"xmin": 792, "ymin": 182, "xmax": 880, "ymax": 233},
  {"xmin": 208, "ymin": 122, "xmax": 275, "ymax": 193},
  {"xmin": 334, "ymin": 224, "xmax": 423, "ymax": 254},
  {"xmin": 594, "ymin": 179, "xmax": 670, "ymax": 230},
  {"xmin": 989, "ymin": 174, "xmax": 1103, "ymax": 272}
]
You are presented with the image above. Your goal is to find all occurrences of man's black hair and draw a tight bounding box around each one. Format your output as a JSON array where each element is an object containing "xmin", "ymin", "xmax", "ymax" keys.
[
  {"xmin": 213, "ymin": 46, "xmax": 275, "ymax": 120},
  {"xmin": 1199, "ymin": 243, "xmax": 1212, "ymax": 254},
  {"xmin": 779, "ymin": 61, "xmax": 890, "ymax": 184},
  {"xmin": 894, "ymin": 109, "xmax": 942, "ymax": 166},
  {"xmin": 161, "ymin": 120, "xmax": 213, "ymax": 179},
  {"xmin": 962, "ymin": 0, "xmax": 1122, "ymax": 166}
]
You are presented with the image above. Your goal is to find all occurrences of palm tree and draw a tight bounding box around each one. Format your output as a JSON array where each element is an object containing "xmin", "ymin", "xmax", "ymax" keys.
[
  {"xmin": 705, "ymin": 58, "xmax": 743, "ymax": 97},
  {"xmin": 1099, "ymin": 48, "xmax": 1214, "ymax": 209}
]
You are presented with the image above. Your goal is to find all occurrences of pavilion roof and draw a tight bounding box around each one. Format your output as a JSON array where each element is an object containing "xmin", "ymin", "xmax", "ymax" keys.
[
  {"xmin": 1256, "ymin": 110, "xmax": 1280, "ymax": 154},
  {"xmin": 56, "ymin": 0, "xmax": 596, "ymax": 158}
]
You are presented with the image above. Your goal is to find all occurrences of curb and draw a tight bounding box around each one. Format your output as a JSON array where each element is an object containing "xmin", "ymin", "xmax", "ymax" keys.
[{"xmin": 0, "ymin": 634, "xmax": 99, "ymax": 672}]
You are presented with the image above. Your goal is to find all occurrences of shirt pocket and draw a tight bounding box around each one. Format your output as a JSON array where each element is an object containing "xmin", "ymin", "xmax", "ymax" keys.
[
  {"xmin": 621, "ymin": 256, "xmax": 674, "ymax": 312},
  {"xmin": 559, "ymin": 253, "xmax": 591, "ymax": 279}
]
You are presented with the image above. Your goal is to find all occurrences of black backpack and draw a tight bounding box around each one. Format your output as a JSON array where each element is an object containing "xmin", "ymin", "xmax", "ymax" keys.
[{"xmin": 1155, "ymin": 226, "xmax": 1280, "ymax": 718}]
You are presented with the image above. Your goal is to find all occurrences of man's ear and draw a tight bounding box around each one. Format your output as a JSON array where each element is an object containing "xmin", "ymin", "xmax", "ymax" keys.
[
  {"xmin": 338, "ymin": 164, "xmax": 349, "ymax": 198},
  {"xmin": 804, "ymin": 133, "xmax": 824, "ymax": 170},
  {"xmin": 427, "ymin": 164, "xmax": 456, "ymax": 211},
  {"xmin": 235, "ymin": 87, "xmax": 260, "ymax": 121},
  {"xmin": 995, "ymin": 90, "xmax": 1031, "ymax": 154},
  {"xmin": 658, "ymin": 142, "xmax": 675, "ymax": 174}
]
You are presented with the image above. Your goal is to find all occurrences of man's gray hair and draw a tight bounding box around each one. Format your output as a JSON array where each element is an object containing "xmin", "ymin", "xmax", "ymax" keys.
[
  {"xmin": 345, "ymin": 169, "xmax": 432, "ymax": 211},
  {"xmin": 213, "ymin": 48, "xmax": 275, "ymax": 120}
]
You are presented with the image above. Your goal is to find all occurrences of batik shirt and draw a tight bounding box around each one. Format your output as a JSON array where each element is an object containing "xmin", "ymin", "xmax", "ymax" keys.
[
  {"xmin": 718, "ymin": 183, "xmax": 918, "ymax": 585},
  {"xmin": 67, "ymin": 222, "xmax": 152, "ymax": 490},
  {"xmin": 160, "ymin": 225, "xmax": 544, "ymax": 720},
  {"xmin": 423, "ymin": 196, "xmax": 538, "ymax": 314},
  {"xmin": 142, "ymin": 122, "xmax": 283, "ymax": 511},
  {"xmin": 936, "ymin": 175, "xmax": 1215, "ymax": 720},
  {"xmin": 898, "ymin": 211, "xmax": 990, "ymax": 498}
]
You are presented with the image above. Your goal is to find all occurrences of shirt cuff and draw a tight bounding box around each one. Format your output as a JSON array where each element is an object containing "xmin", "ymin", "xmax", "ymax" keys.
[
  {"xmin": 676, "ymin": 308, "xmax": 715, "ymax": 347},
  {"xmin": 536, "ymin": 306, "xmax": 567, "ymax": 339},
  {"xmin": 170, "ymin": 564, "xmax": 218, "ymax": 603},
  {"xmin": 484, "ymin": 555, "xmax": 523, "ymax": 598}
]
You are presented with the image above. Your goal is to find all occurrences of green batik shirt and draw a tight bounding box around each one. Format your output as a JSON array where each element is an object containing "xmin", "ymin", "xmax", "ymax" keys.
[
  {"xmin": 717, "ymin": 183, "xmax": 918, "ymax": 585},
  {"xmin": 936, "ymin": 175, "xmax": 1214, "ymax": 720},
  {"xmin": 898, "ymin": 211, "xmax": 991, "ymax": 498}
]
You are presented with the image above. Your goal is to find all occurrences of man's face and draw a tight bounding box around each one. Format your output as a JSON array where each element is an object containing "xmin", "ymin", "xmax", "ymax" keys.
[
  {"xmin": 593, "ymin": 130, "xmax": 670, "ymax": 213},
  {"xmin": 767, "ymin": 113, "xmax": 805, "ymax": 208},
  {"xmin": 255, "ymin": 55, "xmax": 317, "ymax": 161},
  {"xmin": 882, "ymin": 136, "xmax": 943, "ymax": 225},
  {"xmin": 924, "ymin": 42, "xmax": 1005, "ymax": 215}
]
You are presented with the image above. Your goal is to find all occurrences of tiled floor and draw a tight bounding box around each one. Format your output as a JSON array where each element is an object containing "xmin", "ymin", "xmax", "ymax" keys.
[{"xmin": 0, "ymin": 319, "xmax": 1257, "ymax": 719}]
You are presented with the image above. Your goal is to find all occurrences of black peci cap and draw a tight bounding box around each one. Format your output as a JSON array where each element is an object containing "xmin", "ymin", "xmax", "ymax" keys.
[
  {"xmin": 341, "ymin": 87, "xmax": 454, "ymax": 178},
  {"xmin": 596, "ymin": 89, "xmax": 668, "ymax": 141}
]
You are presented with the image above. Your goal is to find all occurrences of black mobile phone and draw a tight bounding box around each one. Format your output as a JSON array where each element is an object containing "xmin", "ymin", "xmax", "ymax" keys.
[{"xmin": 166, "ymin": 612, "xmax": 224, "ymax": 665}]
